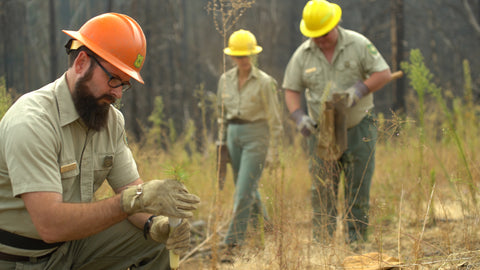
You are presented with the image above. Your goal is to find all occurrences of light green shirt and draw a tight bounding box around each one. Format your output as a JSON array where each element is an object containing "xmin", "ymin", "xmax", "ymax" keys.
[
  {"xmin": 217, "ymin": 66, "xmax": 283, "ymax": 147},
  {"xmin": 282, "ymin": 27, "xmax": 389, "ymax": 128},
  {"xmin": 0, "ymin": 74, "xmax": 139, "ymax": 256}
]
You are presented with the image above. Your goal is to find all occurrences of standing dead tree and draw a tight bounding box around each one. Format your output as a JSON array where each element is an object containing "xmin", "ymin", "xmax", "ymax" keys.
[{"xmin": 462, "ymin": 0, "xmax": 480, "ymax": 35}]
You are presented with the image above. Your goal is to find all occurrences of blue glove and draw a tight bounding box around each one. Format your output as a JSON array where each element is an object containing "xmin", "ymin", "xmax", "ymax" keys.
[{"xmin": 291, "ymin": 109, "xmax": 316, "ymax": 137}]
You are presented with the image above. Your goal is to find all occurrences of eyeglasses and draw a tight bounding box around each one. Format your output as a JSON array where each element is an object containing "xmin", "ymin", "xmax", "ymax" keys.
[{"xmin": 89, "ymin": 55, "xmax": 131, "ymax": 92}]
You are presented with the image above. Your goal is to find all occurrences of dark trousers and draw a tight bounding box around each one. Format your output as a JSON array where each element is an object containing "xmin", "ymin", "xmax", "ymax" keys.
[{"xmin": 308, "ymin": 113, "xmax": 377, "ymax": 243}]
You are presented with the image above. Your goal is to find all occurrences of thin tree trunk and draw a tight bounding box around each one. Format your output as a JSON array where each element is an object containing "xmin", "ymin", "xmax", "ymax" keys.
[
  {"xmin": 391, "ymin": 0, "xmax": 405, "ymax": 112},
  {"xmin": 49, "ymin": 0, "xmax": 56, "ymax": 82}
]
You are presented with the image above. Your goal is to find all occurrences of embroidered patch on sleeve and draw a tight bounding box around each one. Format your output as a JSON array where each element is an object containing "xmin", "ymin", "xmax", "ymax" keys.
[{"xmin": 367, "ymin": 44, "xmax": 379, "ymax": 56}]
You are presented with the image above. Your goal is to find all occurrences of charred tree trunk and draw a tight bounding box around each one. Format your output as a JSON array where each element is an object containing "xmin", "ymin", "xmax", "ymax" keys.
[
  {"xmin": 391, "ymin": 0, "xmax": 405, "ymax": 113},
  {"xmin": 49, "ymin": 0, "xmax": 56, "ymax": 82}
]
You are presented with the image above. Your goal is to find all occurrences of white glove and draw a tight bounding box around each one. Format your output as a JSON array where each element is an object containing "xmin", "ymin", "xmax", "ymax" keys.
[
  {"xmin": 345, "ymin": 81, "xmax": 370, "ymax": 107},
  {"xmin": 291, "ymin": 109, "xmax": 316, "ymax": 137}
]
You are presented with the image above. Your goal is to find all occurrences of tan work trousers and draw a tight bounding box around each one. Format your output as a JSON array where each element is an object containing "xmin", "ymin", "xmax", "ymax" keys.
[{"xmin": 0, "ymin": 220, "xmax": 169, "ymax": 270}]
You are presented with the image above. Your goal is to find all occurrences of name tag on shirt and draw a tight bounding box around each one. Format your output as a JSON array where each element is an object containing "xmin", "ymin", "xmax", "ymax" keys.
[{"xmin": 305, "ymin": 67, "xmax": 317, "ymax": 74}]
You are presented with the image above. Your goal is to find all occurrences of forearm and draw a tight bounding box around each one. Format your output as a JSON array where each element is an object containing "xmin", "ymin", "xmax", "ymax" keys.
[
  {"xmin": 284, "ymin": 89, "xmax": 302, "ymax": 114},
  {"xmin": 128, "ymin": 212, "xmax": 152, "ymax": 230},
  {"xmin": 23, "ymin": 192, "xmax": 128, "ymax": 243},
  {"xmin": 363, "ymin": 69, "xmax": 392, "ymax": 93}
]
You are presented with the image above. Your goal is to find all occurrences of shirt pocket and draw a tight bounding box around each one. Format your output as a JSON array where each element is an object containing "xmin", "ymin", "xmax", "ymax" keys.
[
  {"xmin": 336, "ymin": 60, "xmax": 362, "ymax": 87},
  {"xmin": 59, "ymin": 160, "xmax": 79, "ymax": 198},
  {"xmin": 93, "ymin": 153, "xmax": 114, "ymax": 190},
  {"xmin": 302, "ymin": 67, "xmax": 324, "ymax": 90}
]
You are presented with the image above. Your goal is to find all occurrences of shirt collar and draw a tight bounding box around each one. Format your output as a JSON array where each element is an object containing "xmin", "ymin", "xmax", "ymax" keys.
[
  {"xmin": 54, "ymin": 73, "xmax": 80, "ymax": 127},
  {"xmin": 229, "ymin": 65, "xmax": 259, "ymax": 80}
]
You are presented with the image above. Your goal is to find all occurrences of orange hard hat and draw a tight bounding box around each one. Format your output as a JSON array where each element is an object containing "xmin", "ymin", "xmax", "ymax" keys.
[{"xmin": 63, "ymin": 13, "xmax": 147, "ymax": 84}]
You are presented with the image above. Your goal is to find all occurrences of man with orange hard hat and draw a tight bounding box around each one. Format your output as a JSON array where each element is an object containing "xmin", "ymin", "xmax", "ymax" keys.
[
  {"xmin": 0, "ymin": 13, "xmax": 200, "ymax": 269},
  {"xmin": 283, "ymin": 0, "xmax": 392, "ymax": 247}
]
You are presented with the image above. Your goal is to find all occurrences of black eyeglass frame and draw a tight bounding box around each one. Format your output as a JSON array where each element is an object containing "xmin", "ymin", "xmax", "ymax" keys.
[{"xmin": 89, "ymin": 55, "xmax": 132, "ymax": 92}]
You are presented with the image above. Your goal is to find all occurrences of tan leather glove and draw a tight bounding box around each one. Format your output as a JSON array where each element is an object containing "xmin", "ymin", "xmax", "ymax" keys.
[
  {"xmin": 121, "ymin": 179, "xmax": 200, "ymax": 218},
  {"xmin": 149, "ymin": 216, "xmax": 191, "ymax": 256}
]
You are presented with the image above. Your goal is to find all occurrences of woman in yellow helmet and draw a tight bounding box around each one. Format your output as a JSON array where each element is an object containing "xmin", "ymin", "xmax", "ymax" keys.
[{"xmin": 216, "ymin": 29, "xmax": 283, "ymax": 262}]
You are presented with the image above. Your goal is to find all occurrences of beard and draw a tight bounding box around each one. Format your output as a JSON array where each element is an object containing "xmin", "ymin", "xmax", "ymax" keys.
[{"xmin": 72, "ymin": 66, "xmax": 115, "ymax": 131}]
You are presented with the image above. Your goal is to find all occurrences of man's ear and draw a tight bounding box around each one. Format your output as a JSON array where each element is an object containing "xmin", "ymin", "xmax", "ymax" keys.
[{"xmin": 73, "ymin": 51, "xmax": 92, "ymax": 76}]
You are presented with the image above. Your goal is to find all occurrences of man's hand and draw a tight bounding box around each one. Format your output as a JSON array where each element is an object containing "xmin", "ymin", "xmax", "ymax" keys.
[
  {"xmin": 149, "ymin": 216, "xmax": 191, "ymax": 256},
  {"xmin": 121, "ymin": 179, "xmax": 200, "ymax": 218},
  {"xmin": 291, "ymin": 109, "xmax": 316, "ymax": 137},
  {"xmin": 345, "ymin": 81, "xmax": 370, "ymax": 107}
]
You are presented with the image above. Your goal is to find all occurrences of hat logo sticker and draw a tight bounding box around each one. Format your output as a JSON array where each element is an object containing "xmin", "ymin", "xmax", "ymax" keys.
[{"xmin": 134, "ymin": 54, "xmax": 144, "ymax": 68}]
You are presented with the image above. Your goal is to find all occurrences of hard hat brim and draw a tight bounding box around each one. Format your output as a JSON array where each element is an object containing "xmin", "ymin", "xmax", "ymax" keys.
[
  {"xmin": 300, "ymin": 3, "xmax": 342, "ymax": 38},
  {"xmin": 63, "ymin": 30, "xmax": 145, "ymax": 84},
  {"xmin": 224, "ymin": 46, "xmax": 263, "ymax": 56}
]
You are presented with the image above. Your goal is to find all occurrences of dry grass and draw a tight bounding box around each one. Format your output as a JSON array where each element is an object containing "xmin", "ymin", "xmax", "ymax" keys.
[{"xmin": 94, "ymin": 111, "xmax": 480, "ymax": 269}]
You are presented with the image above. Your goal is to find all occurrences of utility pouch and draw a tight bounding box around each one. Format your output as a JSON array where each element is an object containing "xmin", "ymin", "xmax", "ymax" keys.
[{"xmin": 216, "ymin": 143, "xmax": 230, "ymax": 190}]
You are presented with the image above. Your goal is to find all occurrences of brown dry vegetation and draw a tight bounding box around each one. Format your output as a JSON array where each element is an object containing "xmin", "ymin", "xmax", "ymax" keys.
[
  {"xmin": 95, "ymin": 99, "xmax": 480, "ymax": 269},
  {"xmin": 92, "ymin": 49, "xmax": 480, "ymax": 270}
]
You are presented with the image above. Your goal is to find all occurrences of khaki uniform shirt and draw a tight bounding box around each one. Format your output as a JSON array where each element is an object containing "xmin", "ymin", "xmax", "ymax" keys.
[
  {"xmin": 217, "ymin": 66, "xmax": 283, "ymax": 148},
  {"xmin": 0, "ymin": 74, "xmax": 139, "ymax": 256},
  {"xmin": 282, "ymin": 27, "xmax": 389, "ymax": 128}
]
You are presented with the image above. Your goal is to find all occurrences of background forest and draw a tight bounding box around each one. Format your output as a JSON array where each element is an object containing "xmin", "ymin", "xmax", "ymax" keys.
[
  {"xmin": 2, "ymin": 1, "xmax": 480, "ymax": 269},
  {"xmin": 1, "ymin": 0, "xmax": 479, "ymax": 142}
]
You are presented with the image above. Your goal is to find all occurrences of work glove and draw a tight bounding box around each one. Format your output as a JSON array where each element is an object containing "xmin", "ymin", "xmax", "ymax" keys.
[
  {"xmin": 149, "ymin": 216, "xmax": 191, "ymax": 256},
  {"xmin": 345, "ymin": 81, "xmax": 370, "ymax": 107},
  {"xmin": 121, "ymin": 179, "xmax": 200, "ymax": 218},
  {"xmin": 265, "ymin": 147, "xmax": 279, "ymax": 168},
  {"xmin": 291, "ymin": 108, "xmax": 316, "ymax": 137}
]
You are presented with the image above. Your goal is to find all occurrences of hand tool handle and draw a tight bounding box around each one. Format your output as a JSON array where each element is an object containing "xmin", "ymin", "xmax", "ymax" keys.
[
  {"xmin": 169, "ymin": 217, "xmax": 182, "ymax": 269},
  {"xmin": 390, "ymin": 70, "xmax": 403, "ymax": 81}
]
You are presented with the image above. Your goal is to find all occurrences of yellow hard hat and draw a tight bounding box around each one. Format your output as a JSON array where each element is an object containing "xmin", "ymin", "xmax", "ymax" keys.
[
  {"xmin": 224, "ymin": 29, "xmax": 263, "ymax": 56},
  {"xmin": 63, "ymin": 13, "xmax": 147, "ymax": 84},
  {"xmin": 300, "ymin": 0, "xmax": 342, "ymax": 38}
]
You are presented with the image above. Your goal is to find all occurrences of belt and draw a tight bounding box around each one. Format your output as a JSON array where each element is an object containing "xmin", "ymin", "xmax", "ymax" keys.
[
  {"xmin": 0, "ymin": 228, "xmax": 64, "ymax": 250},
  {"xmin": 0, "ymin": 250, "xmax": 54, "ymax": 262},
  {"xmin": 228, "ymin": 118, "xmax": 266, "ymax": 125},
  {"xmin": 0, "ymin": 228, "xmax": 63, "ymax": 262}
]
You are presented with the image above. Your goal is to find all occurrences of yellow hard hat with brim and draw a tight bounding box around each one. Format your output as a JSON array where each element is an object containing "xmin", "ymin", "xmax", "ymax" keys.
[
  {"xmin": 300, "ymin": 0, "xmax": 342, "ymax": 38},
  {"xmin": 224, "ymin": 29, "xmax": 263, "ymax": 56}
]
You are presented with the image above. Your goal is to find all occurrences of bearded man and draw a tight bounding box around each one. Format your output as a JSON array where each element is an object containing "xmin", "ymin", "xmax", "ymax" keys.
[{"xmin": 0, "ymin": 13, "xmax": 200, "ymax": 270}]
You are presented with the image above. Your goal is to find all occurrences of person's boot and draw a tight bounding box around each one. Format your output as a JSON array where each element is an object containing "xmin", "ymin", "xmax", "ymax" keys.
[{"xmin": 220, "ymin": 244, "xmax": 237, "ymax": 264}]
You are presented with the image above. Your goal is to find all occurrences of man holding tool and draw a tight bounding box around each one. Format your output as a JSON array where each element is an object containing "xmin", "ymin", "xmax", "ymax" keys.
[
  {"xmin": 283, "ymin": 0, "xmax": 396, "ymax": 246},
  {"xmin": 0, "ymin": 13, "xmax": 200, "ymax": 269}
]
